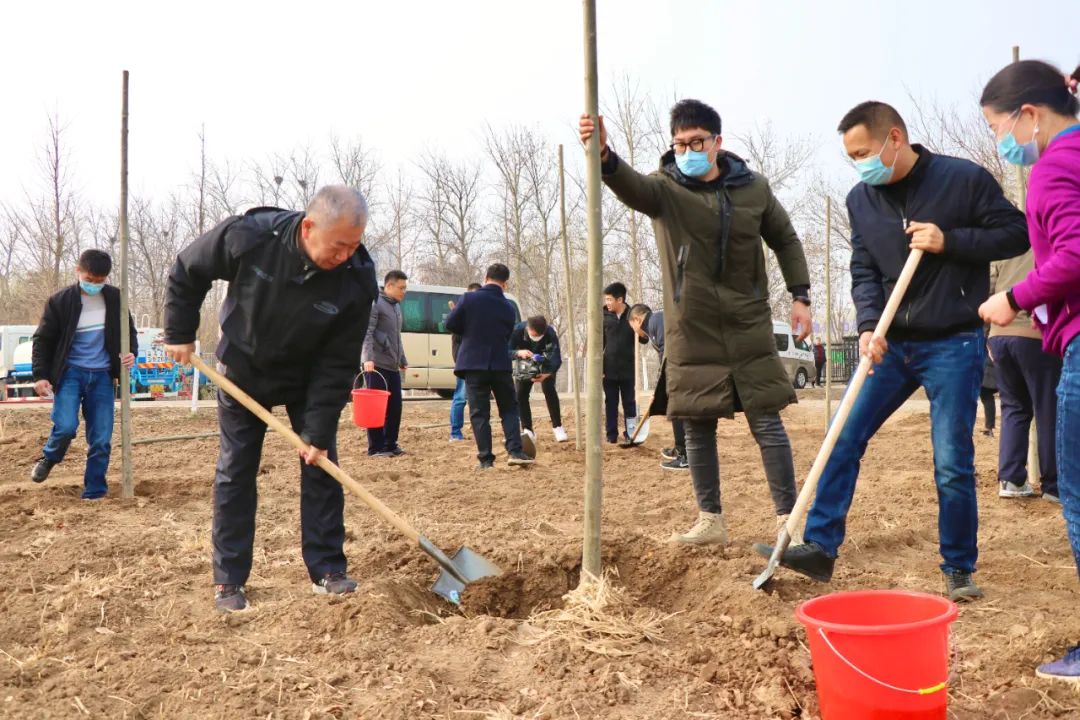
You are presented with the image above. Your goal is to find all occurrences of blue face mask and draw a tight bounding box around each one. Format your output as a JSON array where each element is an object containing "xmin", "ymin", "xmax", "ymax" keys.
[
  {"xmin": 675, "ymin": 148, "xmax": 715, "ymax": 178},
  {"xmin": 854, "ymin": 136, "xmax": 898, "ymax": 185},
  {"xmin": 997, "ymin": 111, "xmax": 1040, "ymax": 166},
  {"xmin": 79, "ymin": 280, "xmax": 105, "ymax": 296}
]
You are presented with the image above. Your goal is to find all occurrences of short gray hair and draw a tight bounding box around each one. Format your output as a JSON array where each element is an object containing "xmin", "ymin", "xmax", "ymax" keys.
[{"xmin": 306, "ymin": 185, "xmax": 369, "ymax": 227}]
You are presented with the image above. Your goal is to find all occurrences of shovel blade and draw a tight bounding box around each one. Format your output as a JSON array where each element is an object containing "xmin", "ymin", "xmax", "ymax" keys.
[
  {"xmin": 751, "ymin": 528, "xmax": 791, "ymax": 590},
  {"xmin": 618, "ymin": 417, "xmax": 651, "ymax": 448},
  {"xmin": 430, "ymin": 546, "xmax": 502, "ymax": 605},
  {"xmin": 521, "ymin": 429, "xmax": 537, "ymax": 459}
]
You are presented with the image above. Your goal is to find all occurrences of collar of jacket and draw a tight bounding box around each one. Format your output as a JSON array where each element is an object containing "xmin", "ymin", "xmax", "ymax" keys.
[
  {"xmin": 870, "ymin": 143, "xmax": 933, "ymax": 191},
  {"xmin": 379, "ymin": 291, "xmax": 399, "ymax": 305},
  {"xmin": 658, "ymin": 149, "xmax": 755, "ymax": 190},
  {"xmin": 481, "ymin": 283, "xmax": 505, "ymax": 297}
]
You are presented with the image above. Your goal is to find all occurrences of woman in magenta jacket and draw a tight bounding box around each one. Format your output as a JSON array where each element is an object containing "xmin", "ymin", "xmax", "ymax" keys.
[{"xmin": 980, "ymin": 58, "xmax": 1080, "ymax": 682}]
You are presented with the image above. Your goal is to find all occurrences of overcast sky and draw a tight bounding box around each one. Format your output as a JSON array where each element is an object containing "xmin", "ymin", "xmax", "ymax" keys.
[{"xmin": 2, "ymin": 0, "xmax": 1078, "ymax": 212}]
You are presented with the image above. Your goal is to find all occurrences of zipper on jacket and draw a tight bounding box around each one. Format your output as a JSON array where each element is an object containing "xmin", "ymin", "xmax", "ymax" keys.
[{"xmin": 674, "ymin": 244, "xmax": 688, "ymax": 304}]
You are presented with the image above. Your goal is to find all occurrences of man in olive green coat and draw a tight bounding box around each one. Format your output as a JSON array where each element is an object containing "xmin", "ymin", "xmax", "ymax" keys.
[{"xmin": 580, "ymin": 99, "xmax": 812, "ymax": 546}]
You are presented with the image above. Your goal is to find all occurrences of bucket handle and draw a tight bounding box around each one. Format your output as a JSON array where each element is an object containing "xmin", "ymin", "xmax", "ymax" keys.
[
  {"xmin": 353, "ymin": 370, "xmax": 388, "ymax": 391},
  {"xmin": 817, "ymin": 628, "xmax": 947, "ymax": 696}
]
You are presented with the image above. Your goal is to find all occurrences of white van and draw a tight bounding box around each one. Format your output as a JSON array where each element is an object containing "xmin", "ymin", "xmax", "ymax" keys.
[
  {"xmin": 773, "ymin": 321, "xmax": 815, "ymax": 389},
  {"xmin": 398, "ymin": 284, "xmax": 522, "ymax": 397}
]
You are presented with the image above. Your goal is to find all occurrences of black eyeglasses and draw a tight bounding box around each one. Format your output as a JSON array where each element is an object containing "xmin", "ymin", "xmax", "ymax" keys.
[{"xmin": 670, "ymin": 136, "xmax": 716, "ymax": 154}]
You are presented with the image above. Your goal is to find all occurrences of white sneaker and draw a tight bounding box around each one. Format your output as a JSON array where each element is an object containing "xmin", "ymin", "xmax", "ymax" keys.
[
  {"xmin": 671, "ymin": 511, "xmax": 728, "ymax": 546},
  {"xmin": 776, "ymin": 514, "xmax": 804, "ymax": 545},
  {"xmin": 553, "ymin": 426, "xmax": 569, "ymax": 443},
  {"xmin": 999, "ymin": 480, "xmax": 1037, "ymax": 498}
]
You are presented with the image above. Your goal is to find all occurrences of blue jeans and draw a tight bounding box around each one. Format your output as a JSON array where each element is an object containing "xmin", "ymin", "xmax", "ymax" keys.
[
  {"xmin": 803, "ymin": 330, "xmax": 983, "ymax": 574},
  {"xmin": 449, "ymin": 377, "xmax": 467, "ymax": 439},
  {"xmin": 1057, "ymin": 335, "xmax": 1080, "ymax": 579},
  {"xmin": 42, "ymin": 367, "xmax": 115, "ymax": 499}
]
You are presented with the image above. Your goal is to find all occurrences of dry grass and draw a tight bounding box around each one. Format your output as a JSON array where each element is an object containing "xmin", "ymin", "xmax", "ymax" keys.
[{"xmin": 518, "ymin": 570, "xmax": 674, "ymax": 657}]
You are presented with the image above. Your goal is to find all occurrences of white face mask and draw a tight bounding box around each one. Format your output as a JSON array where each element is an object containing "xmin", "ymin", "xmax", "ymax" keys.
[{"xmin": 527, "ymin": 331, "xmax": 543, "ymax": 341}]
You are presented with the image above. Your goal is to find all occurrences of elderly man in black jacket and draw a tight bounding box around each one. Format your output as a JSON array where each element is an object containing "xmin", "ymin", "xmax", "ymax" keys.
[
  {"xmin": 163, "ymin": 185, "xmax": 379, "ymax": 612},
  {"xmin": 756, "ymin": 102, "xmax": 1028, "ymax": 602}
]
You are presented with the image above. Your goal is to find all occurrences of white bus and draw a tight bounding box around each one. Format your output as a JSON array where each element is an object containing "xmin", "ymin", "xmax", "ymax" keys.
[{"xmin": 398, "ymin": 284, "xmax": 522, "ymax": 397}]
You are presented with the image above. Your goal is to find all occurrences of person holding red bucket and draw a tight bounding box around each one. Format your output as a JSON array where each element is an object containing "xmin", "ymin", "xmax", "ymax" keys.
[
  {"xmin": 979, "ymin": 58, "xmax": 1080, "ymax": 682},
  {"xmin": 361, "ymin": 270, "xmax": 409, "ymax": 457}
]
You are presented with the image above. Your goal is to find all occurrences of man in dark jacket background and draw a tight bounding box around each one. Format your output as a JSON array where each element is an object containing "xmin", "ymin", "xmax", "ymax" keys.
[
  {"xmin": 602, "ymin": 281, "xmax": 637, "ymax": 443},
  {"xmin": 445, "ymin": 264, "xmax": 533, "ymax": 469},
  {"xmin": 628, "ymin": 303, "xmax": 687, "ymax": 470},
  {"xmin": 509, "ymin": 315, "xmax": 566, "ymax": 443},
  {"xmin": 448, "ymin": 282, "xmax": 482, "ymax": 442},
  {"xmin": 29, "ymin": 249, "xmax": 137, "ymax": 499},
  {"xmin": 757, "ymin": 101, "xmax": 1029, "ymax": 602},
  {"xmin": 163, "ymin": 185, "xmax": 378, "ymax": 612}
]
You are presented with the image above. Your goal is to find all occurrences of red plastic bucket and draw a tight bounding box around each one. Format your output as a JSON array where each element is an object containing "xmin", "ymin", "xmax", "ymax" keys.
[
  {"xmin": 351, "ymin": 372, "xmax": 390, "ymax": 429},
  {"xmin": 796, "ymin": 590, "xmax": 958, "ymax": 720}
]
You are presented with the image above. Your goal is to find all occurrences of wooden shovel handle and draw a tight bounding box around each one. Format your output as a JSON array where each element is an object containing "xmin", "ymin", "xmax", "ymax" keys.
[
  {"xmin": 190, "ymin": 355, "xmax": 421, "ymax": 543},
  {"xmin": 784, "ymin": 249, "xmax": 924, "ymax": 535}
]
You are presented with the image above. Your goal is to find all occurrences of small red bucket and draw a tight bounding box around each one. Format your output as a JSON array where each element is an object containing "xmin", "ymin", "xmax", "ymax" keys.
[
  {"xmin": 351, "ymin": 372, "xmax": 390, "ymax": 429},
  {"xmin": 796, "ymin": 590, "xmax": 958, "ymax": 720}
]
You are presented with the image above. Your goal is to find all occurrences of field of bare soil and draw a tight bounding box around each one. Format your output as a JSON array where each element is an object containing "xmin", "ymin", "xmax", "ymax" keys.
[{"xmin": 1, "ymin": 391, "xmax": 1078, "ymax": 719}]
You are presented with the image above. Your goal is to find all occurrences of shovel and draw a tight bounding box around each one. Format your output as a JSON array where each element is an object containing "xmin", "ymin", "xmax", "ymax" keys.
[
  {"xmin": 190, "ymin": 355, "xmax": 501, "ymax": 605},
  {"xmin": 753, "ymin": 249, "xmax": 925, "ymax": 590},
  {"xmin": 618, "ymin": 410, "xmax": 652, "ymax": 447}
]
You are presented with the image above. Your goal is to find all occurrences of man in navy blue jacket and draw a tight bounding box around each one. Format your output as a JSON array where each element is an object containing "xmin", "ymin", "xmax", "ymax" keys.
[
  {"xmin": 445, "ymin": 263, "xmax": 534, "ymax": 469},
  {"xmin": 756, "ymin": 101, "xmax": 1028, "ymax": 602}
]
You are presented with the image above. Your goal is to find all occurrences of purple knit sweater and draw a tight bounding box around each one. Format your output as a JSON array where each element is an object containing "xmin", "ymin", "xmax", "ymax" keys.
[{"xmin": 1012, "ymin": 126, "xmax": 1080, "ymax": 357}]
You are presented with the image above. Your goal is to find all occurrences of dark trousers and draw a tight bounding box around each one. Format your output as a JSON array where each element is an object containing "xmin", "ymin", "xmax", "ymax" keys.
[
  {"xmin": 672, "ymin": 418, "xmax": 686, "ymax": 455},
  {"xmin": 815, "ymin": 361, "xmax": 825, "ymax": 386},
  {"xmin": 213, "ymin": 390, "xmax": 346, "ymax": 585},
  {"xmin": 516, "ymin": 374, "xmax": 562, "ymax": 431},
  {"xmin": 979, "ymin": 388, "xmax": 997, "ymax": 431},
  {"xmin": 989, "ymin": 335, "xmax": 1061, "ymax": 494},
  {"xmin": 685, "ymin": 413, "xmax": 797, "ymax": 516},
  {"xmin": 365, "ymin": 368, "xmax": 403, "ymax": 454},
  {"xmin": 603, "ymin": 377, "xmax": 637, "ymax": 442},
  {"xmin": 464, "ymin": 370, "xmax": 524, "ymax": 464}
]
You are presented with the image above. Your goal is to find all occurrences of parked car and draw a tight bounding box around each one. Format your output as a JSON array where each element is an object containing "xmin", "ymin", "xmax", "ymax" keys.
[{"xmin": 773, "ymin": 321, "xmax": 815, "ymax": 389}]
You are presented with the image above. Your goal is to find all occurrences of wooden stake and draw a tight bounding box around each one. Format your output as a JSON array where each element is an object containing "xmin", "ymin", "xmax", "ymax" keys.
[
  {"xmin": 1012, "ymin": 45, "xmax": 1040, "ymax": 483},
  {"xmin": 119, "ymin": 71, "xmax": 134, "ymax": 498},
  {"xmin": 581, "ymin": 0, "xmax": 604, "ymax": 580},
  {"xmin": 559, "ymin": 144, "xmax": 583, "ymax": 450},
  {"xmin": 824, "ymin": 195, "xmax": 833, "ymax": 426}
]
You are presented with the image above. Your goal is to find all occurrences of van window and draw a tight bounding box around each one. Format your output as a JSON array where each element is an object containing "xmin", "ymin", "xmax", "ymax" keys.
[
  {"xmin": 401, "ymin": 294, "xmax": 427, "ymax": 333},
  {"xmin": 795, "ymin": 339, "xmax": 811, "ymax": 352},
  {"xmin": 774, "ymin": 333, "xmax": 790, "ymax": 352},
  {"xmin": 430, "ymin": 293, "xmax": 461, "ymax": 333}
]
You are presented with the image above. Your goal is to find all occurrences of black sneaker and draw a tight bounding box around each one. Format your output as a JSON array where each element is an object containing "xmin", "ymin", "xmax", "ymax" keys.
[
  {"xmin": 370, "ymin": 450, "xmax": 394, "ymax": 458},
  {"xmin": 30, "ymin": 457, "xmax": 55, "ymax": 483},
  {"xmin": 752, "ymin": 541, "xmax": 835, "ymax": 583},
  {"xmin": 661, "ymin": 455, "xmax": 689, "ymax": 471},
  {"xmin": 660, "ymin": 447, "xmax": 679, "ymax": 461},
  {"xmin": 214, "ymin": 584, "xmax": 248, "ymax": 612},
  {"xmin": 389, "ymin": 446, "xmax": 406, "ymax": 457},
  {"xmin": 476, "ymin": 459, "xmax": 495, "ymax": 471},
  {"xmin": 943, "ymin": 570, "xmax": 983, "ymax": 602},
  {"xmin": 313, "ymin": 571, "xmax": 358, "ymax": 595},
  {"xmin": 507, "ymin": 451, "xmax": 535, "ymax": 467},
  {"xmin": 982, "ymin": 429, "xmax": 995, "ymax": 438}
]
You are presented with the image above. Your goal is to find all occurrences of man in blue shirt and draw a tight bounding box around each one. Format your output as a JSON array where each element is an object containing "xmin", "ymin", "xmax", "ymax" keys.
[{"xmin": 30, "ymin": 249, "xmax": 137, "ymax": 499}]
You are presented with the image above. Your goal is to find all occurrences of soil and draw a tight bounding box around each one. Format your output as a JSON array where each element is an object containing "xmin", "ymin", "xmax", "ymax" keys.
[{"xmin": 0, "ymin": 394, "xmax": 1078, "ymax": 719}]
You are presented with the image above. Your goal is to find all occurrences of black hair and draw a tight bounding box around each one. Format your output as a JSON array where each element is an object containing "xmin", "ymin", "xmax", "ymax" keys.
[
  {"xmin": 603, "ymin": 281, "xmax": 627, "ymax": 300},
  {"xmin": 670, "ymin": 99, "xmax": 722, "ymax": 137},
  {"xmin": 384, "ymin": 269, "xmax": 407, "ymax": 285},
  {"xmin": 526, "ymin": 315, "xmax": 548, "ymax": 335},
  {"xmin": 485, "ymin": 263, "xmax": 510, "ymax": 283},
  {"xmin": 628, "ymin": 303, "xmax": 651, "ymax": 320},
  {"xmin": 837, "ymin": 101, "xmax": 908, "ymax": 139},
  {"xmin": 78, "ymin": 249, "xmax": 112, "ymax": 277},
  {"xmin": 466, "ymin": 282, "xmax": 482, "ymax": 291},
  {"xmin": 981, "ymin": 60, "xmax": 1080, "ymax": 117}
]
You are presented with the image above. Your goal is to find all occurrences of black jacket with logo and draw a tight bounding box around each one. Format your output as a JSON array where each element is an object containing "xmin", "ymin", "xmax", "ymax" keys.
[
  {"xmin": 32, "ymin": 284, "xmax": 138, "ymax": 387},
  {"xmin": 164, "ymin": 207, "xmax": 379, "ymax": 448},
  {"xmin": 847, "ymin": 146, "xmax": 1028, "ymax": 339}
]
